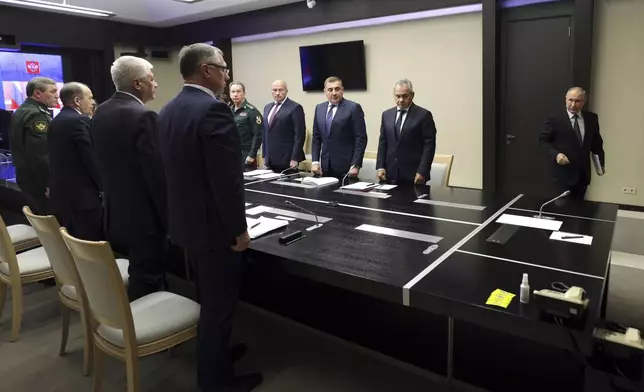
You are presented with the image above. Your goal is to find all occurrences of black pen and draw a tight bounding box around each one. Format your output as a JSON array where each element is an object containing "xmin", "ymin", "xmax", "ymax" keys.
[
  {"xmin": 249, "ymin": 221, "xmax": 261, "ymax": 230},
  {"xmin": 562, "ymin": 235, "xmax": 583, "ymax": 239}
]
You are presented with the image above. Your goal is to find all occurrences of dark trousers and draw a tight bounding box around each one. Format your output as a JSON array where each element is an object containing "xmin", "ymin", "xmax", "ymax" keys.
[
  {"xmin": 61, "ymin": 207, "xmax": 104, "ymax": 241},
  {"xmin": 189, "ymin": 246, "xmax": 243, "ymax": 388},
  {"xmin": 125, "ymin": 232, "xmax": 167, "ymax": 301},
  {"xmin": 16, "ymin": 176, "xmax": 49, "ymax": 215}
]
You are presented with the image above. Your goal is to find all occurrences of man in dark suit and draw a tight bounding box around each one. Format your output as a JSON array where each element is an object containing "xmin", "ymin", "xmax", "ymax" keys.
[
  {"xmin": 262, "ymin": 80, "xmax": 305, "ymax": 173},
  {"xmin": 91, "ymin": 56, "xmax": 167, "ymax": 301},
  {"xmin": 539, "ymin": 87, "xmax": 605, "ymax": 199},
  {"xmin": 158, "ymin": 43, "xmax": 261, "ymax": 392},
  {"xmin": 376, "ymin": 79, "xmax": 437, "ymax": 185},
  {"xmin": 311, "ymin": 77, "xmax": 367, "ymax": 178},
  {"xmin": 48, "ymin": 82, "xmax": 102, "ymax": 240}
]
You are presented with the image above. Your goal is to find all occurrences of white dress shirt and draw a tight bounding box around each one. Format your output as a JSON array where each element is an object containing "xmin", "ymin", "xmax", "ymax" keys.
[
  {"xmin": 568, "ymin": 110, "xmax": 585, "ymax": 142},
  {"xmin": 327, "ymin": 102, "xmax": 338, "ymax": 120},
  {"xmin": 118, "ymin": 91, "xmax": 144, "ymax": 106},
  {"xmin": 184, "ymin": 84, "xmax": 216, "ymax": 99}
]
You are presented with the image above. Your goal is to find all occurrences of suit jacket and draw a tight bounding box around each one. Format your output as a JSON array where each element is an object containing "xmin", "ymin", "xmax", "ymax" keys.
[
  {"xmin": 158, "ymin": 86, "xmax": 246, "ymax": 251},
  {"xmin": 91, "ymin": 92, "xmax": 166, "ymax": 243},
  {"xmin": 48, "ymin": 107, "xmax": 101, "ymax": 216},
  {"xmin": 312, "ymin": 99, "xmax": 367, "ymax": 174},
  {"xmin": 539, "ymin": 110, "xmax": 605, "ymax": 187},
  {"xmin": 262, "ymin": 98, "xmax": 305, "ymax": 168},
  {"xmin": 376, "ymin": 104, "xmax": 437, "ymax": 184}
]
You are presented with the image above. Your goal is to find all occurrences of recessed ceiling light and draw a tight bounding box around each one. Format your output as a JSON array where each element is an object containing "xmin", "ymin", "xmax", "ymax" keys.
[{"xmin": 0, "ymin": 0, "xmax": 115, "ymax": 17}]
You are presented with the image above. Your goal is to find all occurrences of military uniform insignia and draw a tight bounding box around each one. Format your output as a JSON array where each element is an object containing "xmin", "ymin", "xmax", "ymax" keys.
[
  {"xmin": 239, "ymin": 112, "xmax": 248, "ymax": 117},
  {"xmin": 256, "ymin": 116, "xmax": 262, "ymax": 125},
  {"xmin": 34, "ymin": 121, "xmax": 48, "ymax": 133}
]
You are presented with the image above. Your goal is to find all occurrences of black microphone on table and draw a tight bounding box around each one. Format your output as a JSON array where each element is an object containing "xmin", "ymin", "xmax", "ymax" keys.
[
  {"xmin": 284, "ymin": 200, "xmax": 321, "ymax": 229},
  {"xmin": 535, "ymin": 190, "xmax": 571, "ymax": 219},
  {"xmin": 278, "ymin": 200, "xmax": 322, "ymax": 245},
  {"xmin": 279, "ymin": 165, "xmax": 298, "ymax": 178},
  {"xmin": 341, "ymin": 167, "xmax": 354, "ymax": 188}
]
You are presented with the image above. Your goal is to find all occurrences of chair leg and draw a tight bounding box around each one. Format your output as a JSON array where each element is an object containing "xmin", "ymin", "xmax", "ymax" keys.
[
  {"xmin": 81, "ymin": 309, "xmax": 93, "ymax": 377},
  {"xmin": 59, "ymin": 304, "xmax": 71, "ymax": 356},
  {"xmin": 9, "ymin": 283, "xmax": 23, "ymax": 342},
  {"xmin": 92, "ymin": 343, "xmax": 104, "ymax": 392},
  {"xmin": 125, "ymin": 347, "xmax": 141, "ymax": 392},
  {"xmin": 0, "ymin": 281, "xmax": 7, "ymax": 320}
]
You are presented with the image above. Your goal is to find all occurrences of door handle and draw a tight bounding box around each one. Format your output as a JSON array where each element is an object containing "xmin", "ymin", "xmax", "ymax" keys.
[{"xmin": 506, "ymin": 134, "xmax": 516, "ymax": 144}]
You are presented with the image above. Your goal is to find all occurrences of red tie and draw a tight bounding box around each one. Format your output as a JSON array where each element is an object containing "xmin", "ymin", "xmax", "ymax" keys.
[{"xmin": 268, "ymin": 102, "xmax": 281, "ymax": 126}]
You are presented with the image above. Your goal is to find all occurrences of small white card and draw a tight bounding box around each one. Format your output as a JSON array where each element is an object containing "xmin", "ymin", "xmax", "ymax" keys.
[
  {"xmin": 496, "ymin": 213, "xmax": 563, "ymax": 231},
  {"xmin": 549, "ymin": 231, "xmax": 593, "ymax": 245}
]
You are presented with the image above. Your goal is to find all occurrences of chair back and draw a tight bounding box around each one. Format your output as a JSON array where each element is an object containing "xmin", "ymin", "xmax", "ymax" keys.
[
  {"xmin": 0, "ymin": 214, "xmax": 19, "ymax": 278},
  {"xmin": 60, "ymin": 228, "xmax": 132, "ymax": 331},
  {"xmin": 23, "ymin": 207, "xmax": 78, "ymax": 287},
  {"xmin": 427, "ymin": 154, "xmax": 454, "ymax": 187}
]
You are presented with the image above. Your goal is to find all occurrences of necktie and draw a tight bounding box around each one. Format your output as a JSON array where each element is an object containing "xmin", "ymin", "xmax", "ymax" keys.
[
  {"xmin": 325, "ymin": 104, "xmax": 335, "ymax": 136},
  {"xmin": 572, "ymin": 114, "xmax": 582, "ymax": 145},
  {"xmin": 268, "ymin": 102, "xmax": 281, "ymax": 126},
  {"xmin": 395, "ymin": 110, "xmax": 406, "ymax": 138}
]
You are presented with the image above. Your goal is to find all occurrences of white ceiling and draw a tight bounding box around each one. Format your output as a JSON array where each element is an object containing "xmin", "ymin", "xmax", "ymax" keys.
[{"xmin": 4, "ymin": 0, "xmax": 305, "ymax": 27}]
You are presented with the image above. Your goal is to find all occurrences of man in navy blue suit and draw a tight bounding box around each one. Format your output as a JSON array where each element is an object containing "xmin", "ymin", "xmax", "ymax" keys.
[
  {"xmin": 376, "ymin": 79, "xmax": 437, "ymax": 185},
  {"xmin": 311, "ymin": 76, "xmax": 367, "ymax": 178},
  {"xmin": 262, "ymin": 80, "xmax": 305, "ymax": 173},
  {"xmin": 48, "ymin": 82, "xmax": 103, "ymax": 240},
  {"xmin": 92, "ymin": 56, "xmax": 167, "ymax": 301},
  {"xmin": 158, "ymin": 43, "xmax": 261, "ymax": 392}
]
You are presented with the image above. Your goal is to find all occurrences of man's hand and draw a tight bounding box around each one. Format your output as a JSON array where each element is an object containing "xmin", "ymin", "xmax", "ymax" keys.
[
  {"xmin": 414, "ymin": 173, "xmax": 426, "ymax": 185},
  {"xmin": 289, "ymin": 160, "xmax": 299, "ymax": 169},
  {"xmin": 556, "ymin": 153, "xmax": 570, "ymax": 165},
  {"xmin": 311, "ymin": 163, "xmax": 322, "ymax": 175},
  {"xmin": 231, "ymin": 231, "xmax": 251, "ymax": 252},
  {"xmin": 349, "ymin": 166, "xmax": 360, "ymax": 177},
  {"xmin": 245, "ymin": 157, "xmax": 255, "ymax": 164},
  {"xmin": 377, "ymin": 169, "xmax": 387, "ymax": 181},
  {"xmin": 45, "ymin": 187, "xmax": 50, "ymax": 198}
]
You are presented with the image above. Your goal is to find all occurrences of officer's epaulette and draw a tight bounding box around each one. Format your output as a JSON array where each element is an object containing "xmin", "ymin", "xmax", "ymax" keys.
[{"xmin": 245, "ymin": 104, "xmax": 255, "ymax": 110}]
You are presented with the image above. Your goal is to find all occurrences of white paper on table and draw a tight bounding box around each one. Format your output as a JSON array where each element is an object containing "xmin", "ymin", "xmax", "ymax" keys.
[
  {"xmin": 341, "ymin": 181, "xmax": 379, "ymax": 191},
  {"xmin": 274, "ymin": 216, "xmax": 296, "ymax": 221},
  {"xmin": 244, "ymin": 169, "xmax": 273, "ymax": 177},
  {"xmin": 301, "ymin": 177, "xmax": 339, "ymax": 187},
  {"xmin": 374, "ymin": 184, "xmax": 397, "ymax": 190},
  {"xmin": 245, "ymin": 203, "xmax": 251, "ymax": 207},
  {"xmin": 248, "ymin": 216, "xmax": 289, "ymax": 239},
  {"xmin": 549, "ymin": 231, "xmax": 593, "ymax": 245},
  {"xmin": 257, "ymin": 172, "xmax": 282, "ymax": 180},
  {"xmin": 246, "ymin": 217, "xmax": 259, "ymax": 227},
  {"xmin": 246, "ymin": 205, "xmax": 273, "ymax": 215},
  {"xmin": 496, "ymin": 213, "xmax": 563, "ymax": 231}
]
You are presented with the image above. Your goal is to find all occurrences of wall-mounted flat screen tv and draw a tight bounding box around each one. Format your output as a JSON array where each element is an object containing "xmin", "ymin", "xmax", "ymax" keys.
[{"xmin": 299, "ymin": 40, "xmax": 367, "ymax": 91}]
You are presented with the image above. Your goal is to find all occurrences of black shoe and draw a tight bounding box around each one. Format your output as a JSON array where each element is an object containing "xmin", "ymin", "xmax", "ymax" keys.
[
  {"xmin": 204, "ymin": 373, "xmax": 263, "ymax": 392},
  {"xmin": 230, "ymin": 343, "xmax": 247, "ymax": 363}
]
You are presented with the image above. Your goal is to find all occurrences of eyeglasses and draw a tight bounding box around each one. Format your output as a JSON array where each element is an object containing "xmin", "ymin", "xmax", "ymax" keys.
[{"xmin": 205, "ymin": 63, "xmax": 230, "ymax": 74}]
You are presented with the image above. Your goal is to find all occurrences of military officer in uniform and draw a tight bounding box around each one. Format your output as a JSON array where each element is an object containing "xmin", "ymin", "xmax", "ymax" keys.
[
  {"xmin": 229, "ymin": 81, "xmax": 263, "ymax": 168},
  {"xmin": 10, "ymin": 77, "xmax": 59, "ymax": 214}
]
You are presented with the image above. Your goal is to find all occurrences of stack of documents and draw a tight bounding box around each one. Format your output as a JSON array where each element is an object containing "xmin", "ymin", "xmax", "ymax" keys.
[
  {"xmin": 301, "ymin": 177, "xmax": 339, "ymax": 187},
  {"xmin": 246, "ymin": 216, "xmax": 289, "ymax": 239},
  {"xmin": 340, "ymin": 182, "xmax": 380, "ymax": 191}
]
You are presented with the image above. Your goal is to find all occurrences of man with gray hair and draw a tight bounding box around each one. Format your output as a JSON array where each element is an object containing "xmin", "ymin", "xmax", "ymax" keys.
[
  {"xmin": 539, "ymin": 86, "xmax": 605, "ymax": 199},
  {"xmin": 91, "ymin": 56, "xmax": 167, "ymax": 301},
  {"xmin": 48, "ymin": 82, "xmax": 103, "ymax": 240},
  {"xmin": 376, "ymin": 79, "xmax": 437, "ymax": 185},
  {"xmin": 159, "ymin": 43, "xmax": 261, "ymax": 392},
  {"xmin": 10, "ymin": 77, "xmax": 59, "ymax": 214}
]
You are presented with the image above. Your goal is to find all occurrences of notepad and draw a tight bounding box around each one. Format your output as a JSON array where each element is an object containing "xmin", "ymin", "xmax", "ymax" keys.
[
  {"xmin": 496, "ymin": 214, "xmax": 563, "ymax": 231},
  {"xmin": 549, "ymin": 231, "xmax": 593, "ymax": 245},
  {"xmin": 244, "ymin": 169, "xmax": 274, "ymax": 177},
  {"xmin": 246, "ymin": 205, "xmax": 273, "ymax": 215},
  {"xmin": 257, "ymin": 172, "xmax": 282, "ymax": 180},
  {"xmin": 341, "ymin": 181, "xmax": 379, "ymax": 191},
  {"xmin": 374, "ymin": 184, "xmax": 397, "ymax": 191},
  {"xmin": 301, "ymin": 177, "xmax": 339, "ymax": 187},
  {"xmin": 248, "ymin": 216, "xmax": 289, "ymax": 239}
]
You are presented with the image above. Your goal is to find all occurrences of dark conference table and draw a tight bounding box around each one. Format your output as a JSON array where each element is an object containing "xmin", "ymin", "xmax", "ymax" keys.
[{"xmin": 240, "ymin": 174, "xmax": 618, "ymax": 391}]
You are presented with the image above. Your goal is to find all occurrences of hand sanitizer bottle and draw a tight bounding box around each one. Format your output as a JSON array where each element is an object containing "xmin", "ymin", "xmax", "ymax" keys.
[{"xmin": 520, "ymin": 273, "xmax": 530, "ymax": 304}]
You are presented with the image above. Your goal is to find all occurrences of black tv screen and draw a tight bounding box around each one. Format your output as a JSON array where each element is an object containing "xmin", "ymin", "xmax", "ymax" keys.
[{"xmin": 299, "ymin": 40, "xmax": 367, "ymax": 91}]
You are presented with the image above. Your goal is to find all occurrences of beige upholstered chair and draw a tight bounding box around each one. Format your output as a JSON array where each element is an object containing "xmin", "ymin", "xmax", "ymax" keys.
[
  {"xmin": 0, "ymin": 214, "xmax": 53, "ymax": 342},
  {"xmin": 60, "ymin": 228, "xmax": 200, "ymax": 392},
  {"xmin": 8, "ymin": 223, "xmax": 40, "ymax": 253},
  {"xmin": 426, "ymin": 154, "xmax": 454, "ymax": 187},
  {"xmin": 23, "ymin": 207, "xmax": 129, "ymax": 376}
]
